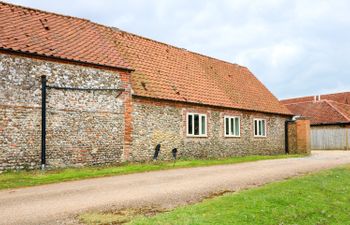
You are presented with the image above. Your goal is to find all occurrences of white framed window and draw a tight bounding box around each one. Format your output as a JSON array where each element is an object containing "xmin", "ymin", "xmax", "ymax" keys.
[
  {"xmin": 224, "ymin": 116, "xmax": 240, "ymax": 137},
  {"xmin": 254, "ymin": 119, "xmax": 266, "ymax": 137},
  {"xmin": 187, "ymin": 113, "xmax": 207, "ymax": 137}
]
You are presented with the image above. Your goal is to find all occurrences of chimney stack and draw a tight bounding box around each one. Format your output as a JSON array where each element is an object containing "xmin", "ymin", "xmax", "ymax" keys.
[{"xmin": 314, "ymin": 95, "xmax": 321, "ymax": 102}]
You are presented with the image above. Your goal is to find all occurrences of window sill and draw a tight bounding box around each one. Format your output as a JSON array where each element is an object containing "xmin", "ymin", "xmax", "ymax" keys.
[
  {"xmin": 186, "ymin": 135, "xmax": 208, "ymax": 138},
  {"xmin": 254, "ymin": 135, "xmax": 267, "ymax": 138},
  {"xmin": 224, "ymin": 135, "xmax": 241, "ymax": 138}
]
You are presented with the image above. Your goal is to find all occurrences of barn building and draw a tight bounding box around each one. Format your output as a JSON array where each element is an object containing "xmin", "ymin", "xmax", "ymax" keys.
[{"xmin": 0, "ymin": 2, "xmax": 294, "ymax": 171}]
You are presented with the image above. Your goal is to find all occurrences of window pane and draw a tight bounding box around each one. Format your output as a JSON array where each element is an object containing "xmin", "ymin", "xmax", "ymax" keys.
[
  {"xmin": 188, "ymin": 115, "xmax": 193, "ymax": 134},
  {"xmin": 254, "ymin": 120, "xmax": 258, "ymax": 135},
  {"xmin": 259, "ymin": 120, "xmax": 262, "ymax": 136},
  {"xmin": 262, "ymin": 120, "xmax": 266, "ymax": 136},
  {"xmin": 225, "ymin": 118, "xmax": 229, "ymax": 135},
  {"xmin": 230, "ymin": 118, "xmax": 234, "ymax": 135},
  {"xmin": 201, "ymin": 115, "xmax": 206, "ymax": 135},
  {"xmin": 235, "ymin": 117, "xmax": 239, "ymax": 136},
  {"xmin": 194, "ymin": 114, "xmax": 199, "ymax": 135}
]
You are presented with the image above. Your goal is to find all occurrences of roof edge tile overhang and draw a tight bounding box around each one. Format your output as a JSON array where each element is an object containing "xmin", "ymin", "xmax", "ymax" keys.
[
  {"xmin": 133, "ymin": 94, "xmax": 294, "ymax": 117},
  {"xmin": 0, "ymin": 48, "xmax": 135, "ymax": 72}
]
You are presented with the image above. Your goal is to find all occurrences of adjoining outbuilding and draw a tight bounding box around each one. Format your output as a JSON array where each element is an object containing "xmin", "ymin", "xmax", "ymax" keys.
[
  {"xmin": 0, "ymin": 2, "xmax": 295, "ymax": 171},
  {"xmin": 281, "ymin": 92, "xmax": 350, "ymax": 150}
]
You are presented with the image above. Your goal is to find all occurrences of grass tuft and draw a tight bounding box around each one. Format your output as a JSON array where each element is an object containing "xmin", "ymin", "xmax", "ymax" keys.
[
  {"xmin": 80, "ymin": 213, "xmax": 130, "ymax": 225},
  {"xmin": 79, "ymin": 207, "xmax": 165, "ymax": 225}
]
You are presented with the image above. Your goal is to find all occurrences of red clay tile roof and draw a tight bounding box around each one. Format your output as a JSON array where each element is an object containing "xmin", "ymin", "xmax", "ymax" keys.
[
  {"xmin": 284, "ymin": 100, "xmax": 350, "ymax": 125},
  {"xmin": 111, "ymin": 30, "xmax": 292, "ymax": 115},
  {"xmin": 0, "ymin": 2, "xmax": 131, "ymax": 70},
  {"xmin": 281, "ymin": 92, "xmax": 350, "ymax": 105},
  {"xmin": 0, "ymin": 1, "xmax": 291, "ymax": 115}
]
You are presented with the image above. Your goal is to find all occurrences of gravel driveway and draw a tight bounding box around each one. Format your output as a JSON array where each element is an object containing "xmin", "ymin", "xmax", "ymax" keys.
[{"xmin": 1, "ymin": 151, "xmax": 350, "ymax": 225}]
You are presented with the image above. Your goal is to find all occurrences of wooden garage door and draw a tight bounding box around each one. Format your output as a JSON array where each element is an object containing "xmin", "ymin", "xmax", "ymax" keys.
[{"xmin": 311, "ymin": 127, "xmax": 350, "ymax": 150}]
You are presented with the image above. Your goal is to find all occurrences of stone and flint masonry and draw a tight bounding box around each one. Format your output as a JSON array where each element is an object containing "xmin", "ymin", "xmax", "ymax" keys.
[{"xmin": 0, "ymin": 2, "xmax": 294, "ymax": 171}]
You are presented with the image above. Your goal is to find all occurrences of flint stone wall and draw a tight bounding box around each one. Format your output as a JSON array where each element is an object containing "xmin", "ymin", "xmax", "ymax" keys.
[
  {"xmin": 131, "ymin": 98, "xmax": 288, "ymax": 161},
  {"xmin": 0, "ymin": 53, "xmax": 127, "ymax": 171},
  {"xmin": 0, "ymin": 52, "xmax": 290, "ymax": 171}
]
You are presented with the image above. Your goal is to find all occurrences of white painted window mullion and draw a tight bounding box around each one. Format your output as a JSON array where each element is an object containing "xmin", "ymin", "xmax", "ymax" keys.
[
  {"xmin": 192, "ymin": 114, "xmax": 195, "ymax": 136},
  {"xmin": 199, "ymin": 116, "xmax": 202, "ymax": 136}
]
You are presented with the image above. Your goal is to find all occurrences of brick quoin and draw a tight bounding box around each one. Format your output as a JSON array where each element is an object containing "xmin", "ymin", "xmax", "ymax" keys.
[
  {"xmin": 121, "ymin": 71, "xmax": 133, "ymax": 161},
  {"xmin": 287, "ymin": 119, "xmax": 311, "ymax": 154},
  {"xmin": 296, "ymin": 119, "xmax": 311, "ymax": 153}
]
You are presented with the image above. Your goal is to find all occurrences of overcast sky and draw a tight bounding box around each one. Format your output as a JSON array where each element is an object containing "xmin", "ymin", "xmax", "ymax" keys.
[{"xmin": 5, "ymin": 0, "xmax": 350, "ymax": 99}]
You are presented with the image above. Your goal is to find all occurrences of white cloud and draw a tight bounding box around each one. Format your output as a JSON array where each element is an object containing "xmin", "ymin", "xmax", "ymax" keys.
[{"xmin": 237, "ymin": 41, "xmax": 303, "ymax": 68}]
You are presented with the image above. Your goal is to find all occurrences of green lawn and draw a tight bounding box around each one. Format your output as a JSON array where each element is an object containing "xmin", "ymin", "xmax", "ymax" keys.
[
  {"xmin": 0, "ymin": 154, "xmax": 299, "ymax": 190},
  {"xmin": 127, "ymin": 165, "xmax": 350, "ymax": 225}
]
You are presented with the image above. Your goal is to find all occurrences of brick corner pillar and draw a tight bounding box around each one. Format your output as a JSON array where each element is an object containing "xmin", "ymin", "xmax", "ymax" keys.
[
  {"xmin": 123, "ymin": 92, "xmax": 132, "ymax": 161},
  {"xmin": 287, "ymin": 118, "xmax": 311, "ymax": 155},
  {"xmin": 120, "ymin": 71, "xmax": 133, "ymax": 162}
]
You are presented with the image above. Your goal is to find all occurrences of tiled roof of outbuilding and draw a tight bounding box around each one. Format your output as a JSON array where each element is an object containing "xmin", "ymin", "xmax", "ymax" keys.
[
  {"xmin": 281, "ymin": 92, "xmax": 350, "ymax": 105},
  {"xmin": 284, "ymin": 100, "xmax": 350, "ymax": 125},
  {"xmin": 0, "ymin": 1, "xmax": 292, "ymax": 115},
  {"xmin": 0, "ymin": 2, "xmax": 131, "ymax": 70}
]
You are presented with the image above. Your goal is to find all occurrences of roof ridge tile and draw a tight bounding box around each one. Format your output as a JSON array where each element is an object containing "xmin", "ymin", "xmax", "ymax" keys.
[
  {"xmin": 112, "ymin": 28, "xmax": 246, "ymax": 69},
  {"xmin": 0, "ymin": 1, "xmax": 90, "ymax": 22},
  {"xmin": 281, "ymin": 91, "xmax": 350, "ymax": 104}
]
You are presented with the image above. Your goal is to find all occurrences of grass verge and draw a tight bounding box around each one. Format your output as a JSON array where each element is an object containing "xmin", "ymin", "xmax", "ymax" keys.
[
  {"xmin": 127, "ymin": 165, "xmax": 350, "ymax": 225},
  {"xmin": 0, "ymin": 154, "xmax": 299, "ymax": 190}
]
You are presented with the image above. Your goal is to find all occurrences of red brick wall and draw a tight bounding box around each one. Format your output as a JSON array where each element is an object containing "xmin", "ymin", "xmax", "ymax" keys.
[
  {"xmin": 288, "ymin": 119, "xmax": 311, "ymax": 154},
  {"xmin": 120, "ymin": 71, "xmax": 132, "ymax": 161}
]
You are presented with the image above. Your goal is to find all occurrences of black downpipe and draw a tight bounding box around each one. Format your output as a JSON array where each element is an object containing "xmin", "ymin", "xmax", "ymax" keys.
[
  {"xmin": 41, "ymin": 76, "xmax": 47, "ymax": 169},
  {"xmin": 285, "ymin": 119, "xmax": 294, "ymax": 154}
]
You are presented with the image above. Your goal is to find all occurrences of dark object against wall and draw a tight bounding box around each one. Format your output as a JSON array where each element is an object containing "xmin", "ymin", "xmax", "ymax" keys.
[
  {"xmin": 172, "ymin": 148, "xmax": 178, "ymax": 160},
  {"xmin": 153, "ymin": 144, "xmax": 161, "ymax": 160}
]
